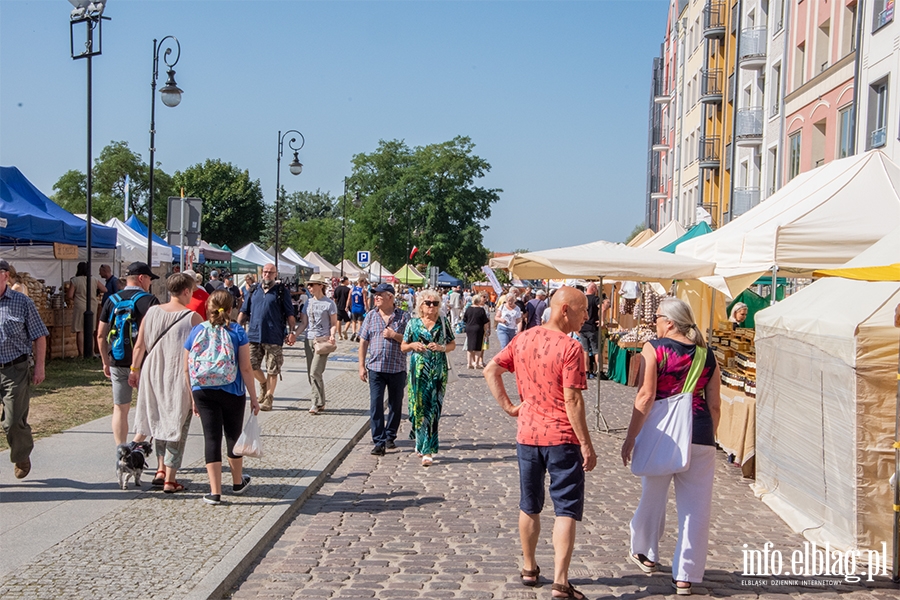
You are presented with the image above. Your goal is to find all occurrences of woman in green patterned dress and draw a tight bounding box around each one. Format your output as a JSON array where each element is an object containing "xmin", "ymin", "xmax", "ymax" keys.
[{"xmin": 401, "ymin": 289, "xmax": 457, "ymax": 466}]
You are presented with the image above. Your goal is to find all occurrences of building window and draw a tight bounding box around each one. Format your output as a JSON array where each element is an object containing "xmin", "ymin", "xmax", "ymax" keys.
[
  {"xmin": 772, "ymin": 0, "xmax": 784, "ymax": 32},
  {"xmin": 770, "ymin": 63, "xmax": 781, "ymax": 117},
  {"xmin": 815, "ymin": 20, "xmax": 831, "ymax": 74},
  {"xmin": 788, "ymin": 131, "xmax": 802, "ymax": 180},
  {"xmin": 838, "ymin": 104, "xmax": 854, "ymax": 158},
  {"xmin": 794, "ymin": 42, "xmax": 806, "ymax": 90},
  {"xmin": 768, "ymin": 146, "xmax": 779, "ymax": 196},
  {"xmin": 873, "ymin": 0, "xmax": 894, "ymax": 32},
  {"xmin": 868, "ymin": 78, "xmax": 890, "ymax": 148},
  {"xmin": 842, "ymin": 2, "xmax": 858, "ymax": 56}
]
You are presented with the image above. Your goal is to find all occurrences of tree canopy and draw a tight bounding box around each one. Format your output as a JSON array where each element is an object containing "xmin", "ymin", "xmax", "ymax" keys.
[{"xmin": 261, "ymin": 188, "xmax": 343, "ymax": 264}]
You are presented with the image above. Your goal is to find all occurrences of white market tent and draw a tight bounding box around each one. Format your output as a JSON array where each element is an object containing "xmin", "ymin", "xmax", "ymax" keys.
[
  {"xmin": 637, "ymin": 220, "xmax": 686, "ymax": 252},
  {"xmin": 676, "ymin": 150, "xmax": 900, "ymax": 297},
  {"xmin": 281, "ymin": 247, "xmax": 319, "ymax": 272},
  {"xmin": 753, "ymin": 277, "xmax": 900, "ymax": 554},
  {"xmin": 304, "ymin": 252, "xmax": 341, "ymax": 279},
  {"xmin": 338, "ymin": 259, "xmax": 363, "ymax": 280},
  {"xmin": 816, "ymin": 225, "xmax": 900, "ymax": 281},
  {"xmin": 234, "ymin": 243, "xmax": 297, "ymax": 278},
  {"xmin": 505, "ymin": 239, "xmax": 716, "ymax": 282},
  {"xmin": 363, "ymin": 260, "xmax": 399, "ymax": 283},
  {"xmin": 105, "ymin": 218, "xmax": 173, "ymax": 267}
]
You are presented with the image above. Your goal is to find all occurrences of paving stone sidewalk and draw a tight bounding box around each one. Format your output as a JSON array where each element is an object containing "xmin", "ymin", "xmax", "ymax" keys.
[
  {"xmin": 0, "ymin": 342, "xmax": 369, "ymax": 600},
  {"xmin": 230, "ymin": 340, "xmax": 900, "ymax": 599}
]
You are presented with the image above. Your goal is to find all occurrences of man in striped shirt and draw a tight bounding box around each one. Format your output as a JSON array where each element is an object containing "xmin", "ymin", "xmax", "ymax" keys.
[{"xmin": 358, "ymin": 283, "xmax": 410, "ymax": 456}]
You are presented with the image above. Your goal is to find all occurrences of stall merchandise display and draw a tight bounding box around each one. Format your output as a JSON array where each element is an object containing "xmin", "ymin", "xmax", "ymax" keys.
[
  {"xmin": 710, "ymin": 326, "xmax": 756, "ymax": 397},
  {"xmin": 13, "ymin": 272, "xmax": 78, "ymax": 359}
]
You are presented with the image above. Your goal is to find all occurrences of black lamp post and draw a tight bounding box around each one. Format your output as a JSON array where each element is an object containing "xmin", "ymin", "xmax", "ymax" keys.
[
  {"xmin": 147, "ymin": 36, "xmax": 183, "ymax": 265},
  {"xmin": 340, "ymin": 178, "xmax": 360, "ymax": 278},
  {"xmin": 69, "ymin": 0, "xmax": 109, "ymax": 359},
  {"xmin": 275, "ymin": 130, "xmax": 304, "ymax": 271}
]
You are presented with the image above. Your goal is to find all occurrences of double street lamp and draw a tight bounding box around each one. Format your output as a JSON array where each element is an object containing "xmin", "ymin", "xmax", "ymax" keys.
[
  {"xmin": 275, "ymin": 130, "xmax": 304, "ymax": 271},
  {"xmin": 147, "ymin": 36, "xmax": 184, "ymax": 264},
  {"xmin": 340, "ymin": 177, "xmax": 361, "ymax": 278},
  {"xmin": 69, "ymin": 0, "xmax": 109, "ymax": 359}
]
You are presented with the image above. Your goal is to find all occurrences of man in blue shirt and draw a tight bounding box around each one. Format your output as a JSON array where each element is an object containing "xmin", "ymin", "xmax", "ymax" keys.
[
  {"xmin": 358, "ymin": 283, "xmax": 410, "ymax": 456},
  {"xmin": 0, "ymin": 260, "xmax": 49, "ymax": 479},
  {"xmin": 99, "ymin": 264, "xmax": 119, "ymax": 307},
  {"xmin": 238, "ymin": 263, "xmax": 299, "ymax": 411},
  {"xmin": 347, "ymin": 276, "xmax": 369, "ymax": 342}
]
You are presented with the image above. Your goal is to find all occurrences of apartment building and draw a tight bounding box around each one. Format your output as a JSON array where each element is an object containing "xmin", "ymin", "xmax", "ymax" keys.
[
  {"xmin": 783, "ymin": 0, "xmax": 859, "ymax": 182},
  {"xmin": 856, "ymin": 0, "xmax": 898, "ymax": 162},
  {"xmin": 762, "ymin": 0, "xmax": 790, "ymax": 201}
]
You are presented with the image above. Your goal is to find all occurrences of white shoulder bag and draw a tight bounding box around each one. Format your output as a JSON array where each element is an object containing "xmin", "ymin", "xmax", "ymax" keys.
[{"xmin": 630, "ymin": 346, "xmax": 707, "ymax": 477}]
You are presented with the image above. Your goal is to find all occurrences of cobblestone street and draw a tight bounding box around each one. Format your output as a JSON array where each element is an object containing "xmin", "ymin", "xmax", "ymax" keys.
[{"xmin": 230, "ymin": 343, "xmax": 900, "ymax": 599}]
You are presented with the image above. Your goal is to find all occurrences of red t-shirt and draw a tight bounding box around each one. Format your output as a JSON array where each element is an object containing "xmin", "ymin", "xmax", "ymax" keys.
[
  {"xmin": 187, "ymin": 287, "xmax": 209, "ymax": 319},
  {"xmin": 493, "ymin": 327, "xmax": 587, "ymax": 446}
]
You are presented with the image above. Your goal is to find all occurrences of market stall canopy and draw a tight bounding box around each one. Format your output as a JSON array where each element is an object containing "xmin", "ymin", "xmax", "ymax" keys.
[
  {"xmin": 506, "ymin": 239, "xmax": 716, "ymax": 282},
  {"xmin": 199, "ymin": 241, "xmax": 231, "ymax": 262},
  {"xmin": 303, "ymin": 252, "xmax": 341, "ymax": 279},
  {"xmin": 263, "ymin": 246, "xmax": 314, "ymax": 278},
  {"xmin": 815, "ymin": 225, "xmax": 900, "ymax": 281},
  {"xmin": 394, "ymin": 264, "xmax": 426, "ymax": 286},
  {"xmin": 626, "ymin": 228, "xmax": 655, "ymax": 248},
  {"xmin": 637, "ymin": 220, "xmax": 687, "ymax": 251},
  {"xmin": 660, "ymin": 222, "xmax": 712, "ymax": 254},
  {"xmin": 362, "ymin": 260, "xmax": 399, "ymax": 283},
  {"xmin": 234, "ymin": 243, "xmax": 297, "ymax": 277},
  {"xmin": 124, "ymin": 215, "xmax": 180, "ymax": 262},
  {"xmin": 676, "ymin": 150, "xmax": 900, "ymax": 296},
  {"xmin": 281, "ymin": 247, "xmax": 319, "ymax": 272},
  {"xmin": 338, "ymin": 259, "xmax": 364, "ymax": 280},
  {"xmin": 105, "ymin": 218, "xmax": 173, "ymax": 266},
  {"xmin": 488, "ymin": 254, "xmax": 514, "ymax": 269},
  {"xmin": 1, "ymin": 166, "xmax": 117, "ymax": 248},
  {"xmin": 436, "ymin": 271, "xmax": 463, "ymax": 287}
]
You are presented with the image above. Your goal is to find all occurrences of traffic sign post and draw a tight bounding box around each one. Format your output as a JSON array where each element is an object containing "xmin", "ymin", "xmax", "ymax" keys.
[{"xmin": 357, "ymin": 250, "xmax": 370, "ymax": 268}]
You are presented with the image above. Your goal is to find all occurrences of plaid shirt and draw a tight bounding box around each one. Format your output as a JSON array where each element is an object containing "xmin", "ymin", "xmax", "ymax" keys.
[
  {"xmin": 0, "ymin": 286, "xmax": 50, "ymax": 364},
  {"xmin": 359, "ymin": 308, "xmax": 410, "ymax": 374}
]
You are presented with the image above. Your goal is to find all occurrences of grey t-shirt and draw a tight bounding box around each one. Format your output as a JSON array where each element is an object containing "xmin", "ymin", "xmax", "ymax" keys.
[{"xmin": 304, "ymin": 296, "xmax": 337, "ymax": 340}]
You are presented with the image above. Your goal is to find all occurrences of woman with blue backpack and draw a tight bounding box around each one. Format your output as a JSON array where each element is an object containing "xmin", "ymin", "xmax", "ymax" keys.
[{"xmin": 184, "ymin": 289, "xmax": 260, "ymax": 505}]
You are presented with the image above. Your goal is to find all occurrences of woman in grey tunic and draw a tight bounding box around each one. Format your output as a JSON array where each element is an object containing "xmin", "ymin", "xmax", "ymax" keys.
[
  {"xmin": 129, "ymin": 273, "xmax": 203, "ymax": 492},
  {"xmin": 302, "ymin": 274, "xmax": 338, "ymax": 414}
]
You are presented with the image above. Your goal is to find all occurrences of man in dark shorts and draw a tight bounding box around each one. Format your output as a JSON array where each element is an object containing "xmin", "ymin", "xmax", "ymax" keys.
[
  {"xmin": 484, "ymin": 286, "xmax": 596, "ymax": 600},
  {"xmin": 347, "ymin": 276, "xmax": 368, "ymax": 342},
  {"xmin": 580, "ymin": 282, "xmax": 601, "ymax": 378},
  {"xmin": 333, "ymin": 276, "xmax": 351, "ymax": 340}
]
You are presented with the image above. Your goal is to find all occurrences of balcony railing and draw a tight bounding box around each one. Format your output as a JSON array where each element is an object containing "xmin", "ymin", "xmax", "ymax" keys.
[
  {"xmin": 700, "ymin": 69, "xmax": 723, "ymax": 103},
  {"xmin": 699, "ymin": 136, "xmax": 721, "ymax": 168},
  {"xmin": 739, "ymin": 27, "xmax": 768, "ymax": 68},
  {"xmin": 872, "ymin": 127, "xmax": 887, "ymax": 148},
  {"xmin": 732, "ymin": 187, "xmax": 761, "ymax": 217},
  {"xmin": 703, "ymin": 0, "xmax": 727, "ymax": 38},
  {"xmin": 736, "ymin": 108, "xmax": 764, "ymax": 144}
]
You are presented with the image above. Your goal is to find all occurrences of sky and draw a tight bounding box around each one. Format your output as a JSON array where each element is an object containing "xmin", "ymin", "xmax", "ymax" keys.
[{"xmin": 0, "ymin": 0, "xmax": 668, "ymax": 254}]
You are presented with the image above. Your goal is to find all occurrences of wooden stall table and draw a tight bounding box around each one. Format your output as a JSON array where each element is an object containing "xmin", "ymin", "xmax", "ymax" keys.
[{"xmin": 716, "ymin": 387, "xmax": 756, "ymax": 478}]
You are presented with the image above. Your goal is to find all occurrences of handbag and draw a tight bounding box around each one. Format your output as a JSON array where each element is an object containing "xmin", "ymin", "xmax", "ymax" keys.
[
  {"xmin": 314, "ymin": 335, "xmax": 337, "ymax": 355},
  {"xmin": 630, "ymin": 346, "xmax": 707, "ymax": 477},
  {"xmin": 441, "ymin": 317, "xmax": 460, "ymax": 385},
  {"xmin": 233, "ymin": 413, "xmax": 263, "ymax": 458}
]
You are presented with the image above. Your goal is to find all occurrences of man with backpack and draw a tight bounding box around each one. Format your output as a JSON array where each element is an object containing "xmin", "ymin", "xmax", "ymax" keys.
[
  {"xmin": 97, "ymin": 262, "xmax": 160, "ymax": 446},
  {"xmin": 238, "ymin": 263, "xmax": 298, "ymax": 412}
]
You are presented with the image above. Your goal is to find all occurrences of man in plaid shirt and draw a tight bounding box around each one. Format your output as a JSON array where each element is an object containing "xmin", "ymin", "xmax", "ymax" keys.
[{"xmin": 358, "ymin": 283, "xmax": 410, "ymax": 456}]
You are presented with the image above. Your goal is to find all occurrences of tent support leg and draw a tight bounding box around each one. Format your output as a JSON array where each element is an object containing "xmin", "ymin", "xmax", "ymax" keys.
[
  {"xmin": 893, "ymin": 343, "xmax": 900, "ymax": 582},
  {"xmin": 770, "ymin": 265, "xmax": 778, "ymax": 305},
  {"xmin": 594, "ymin": 276, "xmax": 625, "ymax": 435}
]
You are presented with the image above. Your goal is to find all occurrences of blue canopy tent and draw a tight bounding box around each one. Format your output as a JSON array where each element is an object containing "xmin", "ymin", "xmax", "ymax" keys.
[
  {"xmin": 124, "ymin": 215, "xmax": 180, "ymax": 262},
  {"xmin": 436, "ymin": 270, "xmax": 463, "ymax": 287},
  {"xmin": 0, "ymin": 166, "xmax": 116, "ymax": 248}
]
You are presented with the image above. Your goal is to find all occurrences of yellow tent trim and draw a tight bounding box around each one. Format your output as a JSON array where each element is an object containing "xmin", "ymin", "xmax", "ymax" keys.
[{"xmin": 814, "ymin": 264, "xmax": 900, "ymax": 282}]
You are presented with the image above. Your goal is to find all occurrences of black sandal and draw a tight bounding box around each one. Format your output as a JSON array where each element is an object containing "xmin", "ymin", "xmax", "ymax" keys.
[
  {"xmin": 520, "ymin": 565, "xmax": 539, "ymax": 587},
  {"xmin": 551, "ymin": 582, "xmax": 587, "ymax": 599}
]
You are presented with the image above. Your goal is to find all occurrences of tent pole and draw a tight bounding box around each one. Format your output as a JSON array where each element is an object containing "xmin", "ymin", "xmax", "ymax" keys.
[
  {"xmin": 770, "ymin": 265, "xmax": 778, "ymax": 305},
  {"xmin": 894, "ymin": 333, "xmax": 900, "ymax": 582},
  {"xmin": 708, "ymin": 288, "xmax": 716, "ymax": 343}
]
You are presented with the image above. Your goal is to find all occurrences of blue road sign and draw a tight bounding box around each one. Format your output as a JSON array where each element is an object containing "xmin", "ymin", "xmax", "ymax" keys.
[{"xmin": 357, "ymin": 251, "xmax": 370, "ymax": 267}]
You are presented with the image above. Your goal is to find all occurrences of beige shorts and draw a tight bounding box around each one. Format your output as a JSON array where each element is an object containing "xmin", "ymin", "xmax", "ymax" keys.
[{"xmin": 250, "ymin": 343, "xmax": 284, "ymax": 376}]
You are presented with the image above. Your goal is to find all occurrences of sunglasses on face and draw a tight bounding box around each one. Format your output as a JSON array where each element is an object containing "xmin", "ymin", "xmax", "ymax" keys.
[
  {"xmin": 653, "ymin": 314, "xmax": 668, "ymax": 321},
  {"xmin": 423, "ymin": 301, "xmax": 440, "ymax": 307}
]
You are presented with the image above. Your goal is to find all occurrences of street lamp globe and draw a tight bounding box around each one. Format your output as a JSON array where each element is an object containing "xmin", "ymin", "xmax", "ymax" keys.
[
  {"xmin": 159, "ymin": 68, "xmax": 183, "ymax": 107},
  {"xmin": 289, "ymin": 151, "xmax": 303, "ymax": 175}
]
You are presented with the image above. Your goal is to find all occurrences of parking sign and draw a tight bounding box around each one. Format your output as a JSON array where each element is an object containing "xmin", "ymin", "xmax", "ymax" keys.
[{"xmin": 357, "ymin": 251, "xmax": 370, "ymax": 267}]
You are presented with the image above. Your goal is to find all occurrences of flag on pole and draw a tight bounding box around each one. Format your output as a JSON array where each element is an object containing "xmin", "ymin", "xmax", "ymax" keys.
[{"xmin": 409, "ymin": 245, "xmax": 419, "ymax": 260}]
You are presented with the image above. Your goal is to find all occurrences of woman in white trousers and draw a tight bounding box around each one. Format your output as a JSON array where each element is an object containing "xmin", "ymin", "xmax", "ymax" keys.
[{"xmin": 621, "ymin": 298, "xmax": 721, "ymax": 596}]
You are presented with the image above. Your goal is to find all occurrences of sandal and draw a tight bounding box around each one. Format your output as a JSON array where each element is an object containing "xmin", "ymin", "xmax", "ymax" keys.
[
  {"xmin": 551, "ymin": 582, "xmax": 587, "ymax": 599},
  {"xmin": 151, "ymin": 470, "xmax": 166, "ymax": 486},
  {"xmin": 672, "ymin": 580, "xmax": 692, "ymax": 596},
  {"xmin": 309, "ymin": 406, "xmax": 323, "ymax": 415},
  {"xmin": 627, "ymin": 552, "xmax": 658, "ymax": 573},
  {"xmin": 520, "ymin": 565, "xmax": 540, "ymax": 587},
  {"xmin": 163, "ymin": 481, "xmax": 185, "ymax": 494}
]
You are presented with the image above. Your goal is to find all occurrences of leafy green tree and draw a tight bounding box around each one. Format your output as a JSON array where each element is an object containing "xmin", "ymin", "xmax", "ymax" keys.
[
  {"xmin": 625, "ymin": 222, "xmax": 647, "ymax": 244},
  {"xmin": 264, "ymin": 189, "xmax": 343, "ymax": 263},
  {"xmin": 348, "ymin": 136, "xmax": 500, "ymax": 280},
  {"xmin": 173, "ymin": 159, "xmax": 265, "ymax": 250}
]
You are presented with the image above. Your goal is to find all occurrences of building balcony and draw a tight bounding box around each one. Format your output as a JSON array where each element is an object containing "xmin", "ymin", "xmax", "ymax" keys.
[
  {"xmin": 732, "ymin": 187, "xmax": 761, "ymax": 217},
  {"xmin": 703, "ymin": 0, "xmax": 726, "ymax": 38},
  {"xmin": 651, "ymin": 192, "xmax": 669, "ymax": 200},
  {"xmin": 735, "ymin": 107, "xmax": 764, "ymax": 146},
  {"xmin": 652, "ymin": 141, "xmax": 669, "ymax": 152},
  {"xmin": 699, "ymin": 136, "xmax": 721, "ymax": 169},
  {"xmin": 700, "ymin": 69, "xmax": 723, "ymax": 104},
  {"xmin": 872, "ymin": 127, "xmax": 887, "ymax": 148},
  {"xmin": 739, "ymin": 27, "xmax": 768, "ymax": 69}
]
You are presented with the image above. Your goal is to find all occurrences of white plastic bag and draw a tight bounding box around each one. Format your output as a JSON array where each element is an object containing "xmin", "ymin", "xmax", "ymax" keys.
[{"xmin": 233, "ymin": 413, "xmax": 263, "ymax": 458}]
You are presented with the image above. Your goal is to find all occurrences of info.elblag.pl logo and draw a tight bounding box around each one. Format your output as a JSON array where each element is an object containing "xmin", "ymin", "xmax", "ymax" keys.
[{"xmin": 742, "ymin": 542, "xmax": 890, "ymax": 584}]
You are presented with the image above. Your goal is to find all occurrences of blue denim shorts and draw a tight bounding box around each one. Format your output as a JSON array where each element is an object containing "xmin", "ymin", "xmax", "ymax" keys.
[{"xmin": 517, "ymin": 443, "xmax": 585, "ymax": 520}]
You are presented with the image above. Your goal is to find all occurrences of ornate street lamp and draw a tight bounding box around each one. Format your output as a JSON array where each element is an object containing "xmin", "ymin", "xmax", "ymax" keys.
[
  {"xmin": 147, "ymin": 36, "xmax": 183, "ymax": 265},
  {"xmin": 275, "ymin": 130, "xmax": 304, "ymax": 271},
  {"xmin": 69, "ymin": 0, "xmax": 109, "ymax": 359}
]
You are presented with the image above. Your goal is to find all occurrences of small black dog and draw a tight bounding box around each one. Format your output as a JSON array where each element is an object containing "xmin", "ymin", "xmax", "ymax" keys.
[{"xmin": 116, "ymin": 441, "xmax": 152, "ymax": 490}]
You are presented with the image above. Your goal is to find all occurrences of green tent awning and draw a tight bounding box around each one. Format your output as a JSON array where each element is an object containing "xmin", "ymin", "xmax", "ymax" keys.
[{"xmin": 660, "ymin": 222, "xmax": 712, "ymax": 254}]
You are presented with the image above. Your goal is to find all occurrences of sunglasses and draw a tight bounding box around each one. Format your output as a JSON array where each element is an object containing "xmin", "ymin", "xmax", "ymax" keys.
[
  {"xmin": 653, "ymin": 314, "xmax": 669, "ymax": 321},
  {"xmin": 422, "ymin": 301, "xmax": 441, "ymax": 307}
]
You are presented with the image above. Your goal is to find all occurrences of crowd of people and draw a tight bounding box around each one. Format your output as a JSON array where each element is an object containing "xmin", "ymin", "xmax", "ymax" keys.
[{"xmin": 0, "ymin": 259, "xmax": 721, "ymax": 595}]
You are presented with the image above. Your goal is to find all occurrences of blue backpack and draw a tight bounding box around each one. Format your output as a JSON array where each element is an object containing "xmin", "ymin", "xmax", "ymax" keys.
[{"xmin": 107, "ymin": 291, "xmax": 150, "ymax": 361}]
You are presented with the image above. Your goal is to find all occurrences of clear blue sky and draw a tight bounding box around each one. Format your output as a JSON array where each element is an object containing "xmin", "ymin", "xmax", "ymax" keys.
[{"xmin": 1, "ymin": 0, "xmax": 668, "ymax": 253}]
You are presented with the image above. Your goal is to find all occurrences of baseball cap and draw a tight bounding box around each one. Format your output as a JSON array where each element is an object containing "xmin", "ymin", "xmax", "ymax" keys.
[
  {"xmin": 125, "ymin": 262, "xmax": 159, "ymax": 280},
  {"xmin": 0, "ymin": 260, "xmax": 9, "ymax": 272},
  {"xmin": 374, "ymin": 283, "xmax": 395, "ymax": 295}
]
